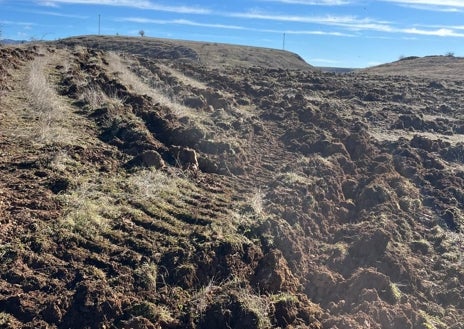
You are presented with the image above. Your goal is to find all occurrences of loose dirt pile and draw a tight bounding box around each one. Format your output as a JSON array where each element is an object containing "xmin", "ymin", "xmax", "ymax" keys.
[{"xmin": 0, "ymin": 39, "xmax": 463, "ymax": 329}]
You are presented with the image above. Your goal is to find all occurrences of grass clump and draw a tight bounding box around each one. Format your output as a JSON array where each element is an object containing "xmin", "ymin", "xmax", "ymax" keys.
[
  {"xmin": 127, "ymin": 168, "xmax": 180, "ymax": 202},
  {"xmin": 250, "ymin": 189, "xmax": 265, "ymax": 217},
  {"xmin": 0, "ymin": 312, "xmax": 19, "ymax": 327},
  {"xmin": 385, "ymin": 282, "xmax": 402, "ymax": 304},
  {"xmin": 134, "ymin": 262, "xmax": 158, "ymax": 290},
  {"xmin": 57, "ymin": 178, "xmax": 121, "ymax": 239},
  {"xmin": 128, "ymin": 301, "xmax": 174, "ymax": 324},
  {"xmin": 236, "ymin": 290, "xmax": 272, "ymax": 329},
  {"xmin": 270, "ymin": 292, "xmax": 299, "ymax": 304},
  {"xmin": 418, "ymin": 310, "xmax": 448, "ymax": 329}
]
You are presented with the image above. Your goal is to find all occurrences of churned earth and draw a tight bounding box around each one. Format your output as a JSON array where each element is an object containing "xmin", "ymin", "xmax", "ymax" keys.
[{"xmin": 0, "ymin": 36, "xmax": 463, "ymax": 328}]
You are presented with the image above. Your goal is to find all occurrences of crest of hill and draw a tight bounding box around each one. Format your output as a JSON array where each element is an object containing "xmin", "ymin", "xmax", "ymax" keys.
[
  {"xmin": 362, "ymin": 55, "xmax": 464, "ymax": 80},
  {"xmin": 55, "ymin": 35, "xmax": 314, "ymax": 70}
]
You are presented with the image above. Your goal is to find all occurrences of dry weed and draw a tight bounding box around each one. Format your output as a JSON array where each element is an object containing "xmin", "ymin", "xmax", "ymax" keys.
[
  {"xmin": 235, "ymin": 289, "xmax": 272, "ymax": 329},
  {"xmin": 26, "ymin": 56, "xmax": 77, "ymax": 144},
  {"xmin": 190, "ymin": 278, "xmax": 221, "ymax": 315},
  {"xmin": 444, "ymin": 230, "xmax": 464, "ymax": 266},
  {"xmin": 81, "ymin": 85, "xmax": 106, "ymax": 110},
  {"xmin": 127, "ymin": 168, "xmax": 180, "ymax": 202},
  {"xmin": 135, "ymin": 262, "xmax": 158, "ymax": 290},
  {"xmin": 157, "ymin": 62, "xmax": 208, "ymax": 90},
  {"xmin": 57, "ymin": 178, "xmax": 121, "ymax": 238},
  {"xmin": 106, "ymin": 52, "xmax": 206, "ymax": 120},
  {"xmin": 250, "ymin": 188, "xmax": 265, "ymax": 216}
]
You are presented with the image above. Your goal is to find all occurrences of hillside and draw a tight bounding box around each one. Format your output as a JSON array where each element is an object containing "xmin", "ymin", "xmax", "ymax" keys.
[
  {"xmin": 0, "ymin": 39, "xmax": 27, "ymax": 45},
  {"xmin": 55, "ymin": 35, "xmax": 314, "ymax": 71},
  {"xmin": 1, "ymin": 39, "xmax": 464, "ymax": 329},
  {"xmin": 363, "ymin": 55, "xmax": 464, "ymax": 80}
]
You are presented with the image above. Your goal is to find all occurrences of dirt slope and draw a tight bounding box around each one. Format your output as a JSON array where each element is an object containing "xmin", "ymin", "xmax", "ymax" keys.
[
  {"xmin": 55, "ymin": 35, "xmax": 314, "ymax": 71},
  {"xmin": 1, "ymin": 40, "xmax": 464, "ymax": 329},
  {"xmin": 362, "ymin": 55, "xmax": 464, "ymax": 80}
]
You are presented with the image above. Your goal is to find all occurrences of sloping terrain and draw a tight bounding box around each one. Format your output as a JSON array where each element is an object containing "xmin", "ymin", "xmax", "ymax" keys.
[
  {"xmin": 0, "ymin": 39, "xmax": 464, "ymax": 329},
  {"xmin": 56, "ymin": 35, "xmax": 313, "ymax": 71},
  {"xmin": 363, "ymin": 55, "xmax": 464, "ymax": 80}
]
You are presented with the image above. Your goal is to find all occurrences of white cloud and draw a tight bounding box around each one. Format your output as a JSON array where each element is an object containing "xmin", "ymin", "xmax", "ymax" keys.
[
  {"xmin": 0, "ymin": 20, "xmax": 36, "ymax": 26},
  {"xmin": 384, "ymin": 0, "xmax": 464, "ymax": 6},
  {"xmin": 229, "ymin": 12, "xmax": 394, "ymax": 32},
  {"xmin": 121, "ymin": 17, "xmax": 245, "ymax": 30},
  {"xmin": 39, "ymin": 1, "xmax": 60, "ymax": 6},
  {"xmin": 121, "ymin": 17, "xmax": 352, "ymax": 36},
  {"xmin": 259, "ymin": 0, "xmax": 352, "ymax": 5},
  {"xmin": 382, "ymin": 0, "xmax": 464, "ymax": 11},
  {"xmin": 281, "ymin": 29, "xmax": 353, "ymax": 36},
  {"xmin": 37, "ymin": 0, "xmax": 211, "ymax": 14},
  {"xmin": 400, "ymin": 4, "xmax": 462, "ymax": 11},
  {"xmin": 309, "ymin": 58, "xmax": 341, "ymax": 64},
  {"xmin": 228, "ymin": 10, "xmax": 464, "ymax": 38},
  {"xmin": 402, "ymin": 27, "xmax": 464, "ymax": 37},
  {"xmin": 27, "ymin": 10, "xmax": 88, "ymax": 19}
]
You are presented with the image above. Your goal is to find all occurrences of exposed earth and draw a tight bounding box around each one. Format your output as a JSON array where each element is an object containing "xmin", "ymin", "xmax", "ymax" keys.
[{"xmin": 0, "ymin": 36, "xmax": 464, "ymax": 328}]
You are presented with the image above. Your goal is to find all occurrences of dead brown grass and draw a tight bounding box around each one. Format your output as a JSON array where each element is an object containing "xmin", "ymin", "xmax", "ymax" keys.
[
  {"xmin": 363, "ymin": 55, "xmax": 464, "ymax": 80},
  {"xmin": 56, "ymin": 35, "xmax": 314, "ymax": 70},
  {"xmin": 25, "ymin": 51, "xmax": 82, "ymax": 145}
]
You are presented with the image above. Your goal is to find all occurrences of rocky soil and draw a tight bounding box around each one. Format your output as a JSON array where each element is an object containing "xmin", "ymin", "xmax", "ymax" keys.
[{"xmin": 0, "ymin": 38, "xmax": 463, "ymax": 328}]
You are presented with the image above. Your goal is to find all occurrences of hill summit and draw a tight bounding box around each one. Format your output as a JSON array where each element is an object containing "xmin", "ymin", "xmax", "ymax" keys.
[{"xmin": 56, "ymin": 35, "xmax": 314, "ymax": 70}]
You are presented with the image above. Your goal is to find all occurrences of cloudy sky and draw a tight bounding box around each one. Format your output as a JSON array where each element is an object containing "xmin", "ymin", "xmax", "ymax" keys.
[{"xmin": 1, "ymin": 0, "xmax": 464, "ymax": 67}]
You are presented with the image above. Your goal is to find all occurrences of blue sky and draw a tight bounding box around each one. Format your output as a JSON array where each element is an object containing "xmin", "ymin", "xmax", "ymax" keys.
[{"xmin": 1, "ymin": 0, "xmax": 464, "ymax": 68}]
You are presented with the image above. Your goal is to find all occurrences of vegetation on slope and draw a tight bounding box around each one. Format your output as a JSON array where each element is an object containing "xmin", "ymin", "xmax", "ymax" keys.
[
  {"xmin": 363, "ymin": 54, "xmax": 464, "ymax": 80},
  {"xmin": 55, "ymin": 35, "xmax": 314, "ymax": 71}
]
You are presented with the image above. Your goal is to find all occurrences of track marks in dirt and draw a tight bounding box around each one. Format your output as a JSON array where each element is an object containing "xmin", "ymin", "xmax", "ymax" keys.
[{"xmin": 2, "ymin": 42, "xmax": 464, "ymax": 328}]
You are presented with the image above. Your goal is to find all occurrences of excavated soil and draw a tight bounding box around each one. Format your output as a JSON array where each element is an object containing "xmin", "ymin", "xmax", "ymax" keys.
[{"xmin": 0, "ymin": 39, "xmax": 464, "ymax": 329}]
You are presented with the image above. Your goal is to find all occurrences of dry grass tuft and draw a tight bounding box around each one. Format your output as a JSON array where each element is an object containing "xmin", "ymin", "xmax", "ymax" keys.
[
  {"xmin": 81, "ymin": 85, "xmax": 106, "ymax": 110},
  {"xmin": 55, "ymin": 166, "xmax": 201, "ymax": 240},
  {"xmin": 236, "ymin": 289, "xmax": 272, "ymax": 329},
  {"xmin": 135, "ymin": 262, "xmax": 158, "ymax": 290},
  {"xmin": 106, "ymin": 52, "xmax": 206, "ymax": 120},
  {"xmin": 127, "ymin": 168, "xmax": 178, "ymax": 201},
  {"xmin": 57, "ymin": 179, "xmax": 116, "ymax": 238},
  {"xmin": 26, "ymin": 55, "xmax": 78, "ymax": 145},
  {"xmin": 250, "ymin": 188, "xmax": 265, "ymax": 216}
]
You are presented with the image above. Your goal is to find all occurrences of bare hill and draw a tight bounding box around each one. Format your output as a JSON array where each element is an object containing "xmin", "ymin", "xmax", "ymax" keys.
[
  {"xmin": 362, "ymin": 55, "xmax": 464, "ymax": 80},
  {"xmin": 1, "ymin": 39, "xmax": 464, "ymax": 329},
  {"xmin": 55, "ymin": 35, "xmax": 314, "ymax": 71}
]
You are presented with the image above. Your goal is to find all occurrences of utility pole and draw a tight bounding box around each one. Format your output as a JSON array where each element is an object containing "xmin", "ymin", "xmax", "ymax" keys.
[
  {"xmin": 98, "ymin": 14, "xmax": 101, "ymax": 35},
  {"xmin": 282, "ymin": 33, "xmax": 286, "ymax": 50}
]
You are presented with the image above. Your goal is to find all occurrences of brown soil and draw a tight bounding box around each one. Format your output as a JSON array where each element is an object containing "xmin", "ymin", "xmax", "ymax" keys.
[{"xmin": 0, "ymin": 37, "xmax": 463, "ymax": 329}]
